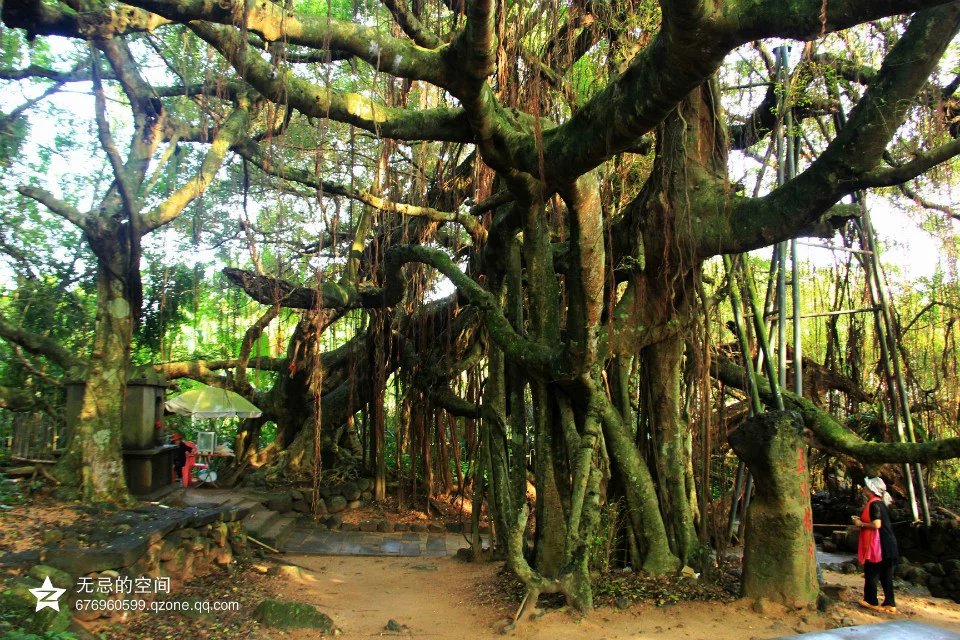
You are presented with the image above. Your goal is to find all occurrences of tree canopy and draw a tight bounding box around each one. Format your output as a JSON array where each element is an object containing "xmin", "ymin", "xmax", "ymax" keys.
[{"xmin": 5, "ymin": 0, "xmax": 960, "ymax": 612}]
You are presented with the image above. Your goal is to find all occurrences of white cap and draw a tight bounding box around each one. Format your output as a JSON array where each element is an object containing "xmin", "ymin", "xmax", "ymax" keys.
[{"xmin": 865, "ymin": 476, "xmax": 886, "ymax": 497}]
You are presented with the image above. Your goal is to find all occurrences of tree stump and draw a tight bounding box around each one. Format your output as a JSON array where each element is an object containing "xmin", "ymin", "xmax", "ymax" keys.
[{"xmin": 730, "ymin": 410, "xmax": 818, "ymax": 608}]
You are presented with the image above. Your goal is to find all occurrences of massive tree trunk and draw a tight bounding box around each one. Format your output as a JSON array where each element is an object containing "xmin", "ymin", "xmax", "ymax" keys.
[
  {"xmin": 530, "ymin": 381, "xmax": 569, "ymax": 577},
  {"xmin": 55, "ymin": 257, "xmax": 133, "ymax": 503},
  {"xmin": 587, "ymin": 83, "xmax": 726, "ymax": 569},
  {"xmin": 730, "ymin": 411, "xmax": 819, "ymax": 608}
]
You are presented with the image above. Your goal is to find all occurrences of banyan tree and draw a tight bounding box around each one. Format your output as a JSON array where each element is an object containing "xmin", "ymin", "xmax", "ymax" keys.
[{"xmin": 7, "ymin": 0, "xmax": 960, "ymax": 614}]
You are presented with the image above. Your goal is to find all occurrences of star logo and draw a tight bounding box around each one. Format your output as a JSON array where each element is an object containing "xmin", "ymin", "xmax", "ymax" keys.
[{"xmin": 29, "ymin": 576, "xmax": 66, "ymax": 612}]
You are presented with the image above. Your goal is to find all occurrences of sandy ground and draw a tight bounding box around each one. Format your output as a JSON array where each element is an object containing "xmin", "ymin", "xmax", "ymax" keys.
[
  {"xmin": 256, "ymin": 555, "xmax": 960, "ymax": 640},
  {"xmin": 5, "ymin": 496, "xmax": 960, "ymax": 639}
]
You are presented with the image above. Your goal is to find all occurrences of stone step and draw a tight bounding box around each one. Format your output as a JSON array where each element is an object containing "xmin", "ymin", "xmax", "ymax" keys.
[
  {"xmin": 259, "ymin": 514, "xmax": 297, "ymax": 549},
  {"xmin": 236, "ymin": 499, "xmax": 267, "ymax": 514},
  {"xmin": 243, "ymin": 509, "xmax": 281, "ymax": 540}
]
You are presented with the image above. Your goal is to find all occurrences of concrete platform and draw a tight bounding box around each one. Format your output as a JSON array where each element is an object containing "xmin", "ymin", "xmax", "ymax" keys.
[{"xmin": 777, "ymin": 621, "xmax": 960, "ymax": 639}]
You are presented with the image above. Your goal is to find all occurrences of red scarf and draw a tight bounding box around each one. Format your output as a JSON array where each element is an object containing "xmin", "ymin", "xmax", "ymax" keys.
[{"xmin": 858, "ymin": 496, "xmax": 882, "ymax": 564}]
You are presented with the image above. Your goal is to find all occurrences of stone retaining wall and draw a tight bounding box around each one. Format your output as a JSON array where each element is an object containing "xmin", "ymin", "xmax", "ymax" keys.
[
  {"xmin": 260, "ymin": 479, "xmax": 490, "ymax": 534},
  {"xmin": 894, "ymin": 519, "xmax": 960, "ymax": 603}
]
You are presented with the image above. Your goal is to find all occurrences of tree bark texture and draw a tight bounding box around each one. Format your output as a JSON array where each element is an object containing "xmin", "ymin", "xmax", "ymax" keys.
[
  {"xmin": 56, "ymin": 262, "xmax": 133, "ymax": 503},
  {"xmin": 730, "ymin": 410, "xmax": 819, "ymax": 608}
]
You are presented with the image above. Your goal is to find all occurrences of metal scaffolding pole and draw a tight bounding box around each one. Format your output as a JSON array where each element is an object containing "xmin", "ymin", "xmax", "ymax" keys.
[
  {"xmin": 776, "ymin": 260, "xmax": 788, "ymax": 389},
  {"xmin": 757, "ymin": 247, "xmax": 779, "ymax": 373}
]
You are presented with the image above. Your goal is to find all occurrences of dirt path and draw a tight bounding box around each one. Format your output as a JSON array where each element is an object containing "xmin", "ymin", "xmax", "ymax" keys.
[{"xmin": 258, "ymin": 556, "xmax": 960, "ymax": 640}]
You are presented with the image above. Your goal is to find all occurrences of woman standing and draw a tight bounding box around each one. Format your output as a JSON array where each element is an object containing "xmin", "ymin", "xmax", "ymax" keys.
[{"xmin": 852, "ymin": 476, "xmax": 900, "ymax": 613}]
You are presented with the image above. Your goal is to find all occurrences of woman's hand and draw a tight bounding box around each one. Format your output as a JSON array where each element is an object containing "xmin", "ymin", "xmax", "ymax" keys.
[{"xmin": 852, "ymin": 516, "xmax": 863, "ymax": 527}]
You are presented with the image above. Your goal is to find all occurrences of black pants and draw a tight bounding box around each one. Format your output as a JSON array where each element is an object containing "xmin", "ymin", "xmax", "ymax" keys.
[{"xmin": 864, "ymin": 558, "xmax": 896, "ymax": 607}]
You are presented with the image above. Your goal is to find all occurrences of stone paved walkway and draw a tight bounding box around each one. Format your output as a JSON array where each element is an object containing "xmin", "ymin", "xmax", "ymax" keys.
[
  {"xmin": 283, "ymin": 527, "xmax": 472, "ymax": 557},
  {"xmin": 180, "ymin": 488, "xmax": 478, "ymax": 557}
]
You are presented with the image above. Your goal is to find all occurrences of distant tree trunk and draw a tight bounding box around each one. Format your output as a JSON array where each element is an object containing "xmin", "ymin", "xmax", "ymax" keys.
[
  {"xmin": 55, "ymin": 259, "xmax": 133, "ymax": 504},
  {"xmin": 729, "ymin": 410, "xmax": 819, "ymax": 608},
  {"xmin": 370, "ymin": 312, "xmax": 389, "ymax": 501}
]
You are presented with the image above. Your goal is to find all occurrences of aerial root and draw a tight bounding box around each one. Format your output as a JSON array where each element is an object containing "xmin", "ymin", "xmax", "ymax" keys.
[{"xmin": 498, "ymin": 587, "xmax": 541, "ymax": 634}]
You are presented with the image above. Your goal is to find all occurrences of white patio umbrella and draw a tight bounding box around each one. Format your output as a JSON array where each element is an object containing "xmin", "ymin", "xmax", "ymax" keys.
[{"xmin": 164, "ymin": 383, "xmax": 262, "ymax": 419}]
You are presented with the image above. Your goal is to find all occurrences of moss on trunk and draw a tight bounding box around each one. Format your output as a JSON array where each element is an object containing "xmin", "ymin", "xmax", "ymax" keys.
[{"xmin": 642, "ymin": 337, "xmax": 697, "ymax": 565}]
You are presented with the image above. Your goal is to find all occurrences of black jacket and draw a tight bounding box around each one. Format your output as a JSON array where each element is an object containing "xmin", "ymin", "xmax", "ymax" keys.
[{"xmin": 869, "ymin": 500, "xmax": 900, "ymax": 562}]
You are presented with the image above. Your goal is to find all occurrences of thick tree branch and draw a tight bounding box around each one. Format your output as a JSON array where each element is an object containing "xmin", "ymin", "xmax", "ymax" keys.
[
  {"xmin": 1, "ymin": 1, "xmax": 169, "ymax": 39},
  {"xmin": 94, "ymin": 37, "xmax": 170, "ymax": 223},
  {"xmin": 378, "ymin": 244, "xmax": 562, "ymax": 376},
  {"xmin": 141, "ymin": 101, "xmax": 252, "ymax": 231},
  {"xmin": 720, "ymin": 0, "xmax": 953, "ymax": 42},
  {"xmin": 152, "ymin": 82, "xmax": 245, "ymax": 99},
  {"xmin": 235, "ymin": 141, "xmax": 486, "ymax": 242},
  {"xmin": 236, "ymin": 306, "xmax": 281, "ymax": 388},
  {"xmin": 451, "ymin": 0, "xmax": 497, "ymax": 84},
  {"xmin": 857, "ymin": 138, "xmax": 960, "ymax": 188},
  {"xmin": 222, "ymin": 268, "xmax": 361, "ymax": 309},
  {"xmin": 505, "ymin": 0, "xmax": 954, "ymax": 182},
  {"xmin": 0, "ymin": 313, "xmax": 84, "ymax": 372},
  {"xmin": 124, "ymin": 0, "xmax": 449, "ymax": 84},
  {"xmin": 381, "ymin": 0, "xmax": 442, "ymax": 49},
  {"xmin": 505, "ymin": 8, "xmax": 728, "ymax": 180},
  {"xmin": 154, "ymin": 357, "xmax": 286, "ymax": 384},
  {"xmin": 226, "ymin": 245, "xmax": 560, "ymax": 374},
  {"xmin": 541, "ymin": 3, "xmax": 600, "ymax": 76},
  {"xmin": 698, "ymin": 5, "xmax": 960, "ymax": 256},
  {"xmin": 0, "ymin": 63, "xmax": 93, "ymax": 82},
  {"xmin": 96, "ymin": 37, "xmax": 157, "ymax": 114},
  {"xmin": 445, "ymin": 0, "xmax": 518, "ymax": 171},
  {"xmin": 91, "ymin": 45, "xmax": 139, "ymax": 222},
  {"xmin": 714, "ymin": 358, "xmax": 960, "ymax": 464},
  {"xmin": 189, "ymin": 22, "xmax": 471, "ymax": 143},
  {"xmin": 271, "ymin": 48, "xmax": 354, "ymax": 64},
  {"xmin": 16, "ymin": 186, "xmax": 87, "ymax": 228}
]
